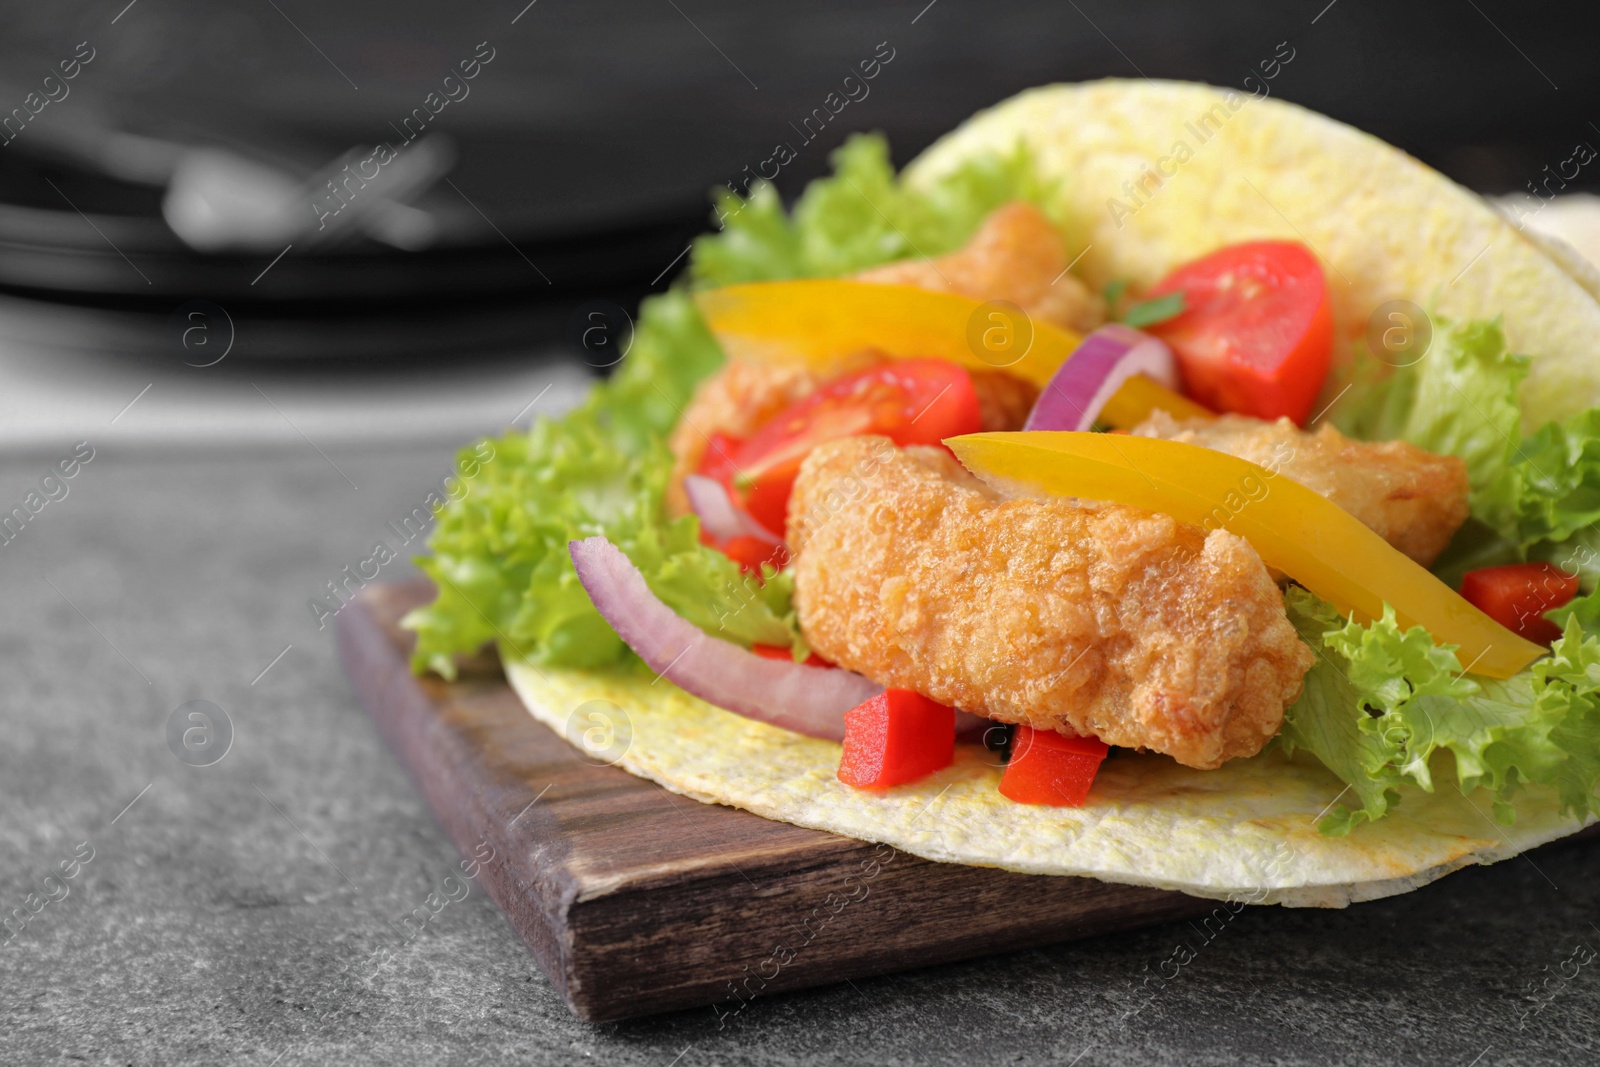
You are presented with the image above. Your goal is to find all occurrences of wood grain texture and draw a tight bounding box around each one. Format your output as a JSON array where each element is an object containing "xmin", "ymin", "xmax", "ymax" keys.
[{"xmin": 337, "ymin": 580, "xmax": 1216, "ymax": 1022}]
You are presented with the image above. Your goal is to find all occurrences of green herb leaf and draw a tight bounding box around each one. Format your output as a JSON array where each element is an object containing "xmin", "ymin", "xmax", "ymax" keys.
[{"xmin": 1119, "ymin": 292, "xmax": 1185, "ymax": 329}]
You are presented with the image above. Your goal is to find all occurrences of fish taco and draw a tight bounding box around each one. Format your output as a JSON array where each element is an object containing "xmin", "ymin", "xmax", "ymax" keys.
[{"xmin": 406, "ymin": 80, "xmax": 1600, "ymax": 906}]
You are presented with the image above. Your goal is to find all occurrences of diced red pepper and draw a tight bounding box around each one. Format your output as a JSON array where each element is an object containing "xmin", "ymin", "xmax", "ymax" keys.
[
  {"xmin": 998, "ymin": 724, "xmax": 1109, "ymax": 806},
  {"xmin": 837, "ymin": 689, "xmax": 955, "ymax": 789},
  {"xmin": 751, "ymin": 643, "xmax": 833, "ymax": 668},
  {"xmin": 1460, "ymin": 563, "xmax": 1580, "ymax": 645}
]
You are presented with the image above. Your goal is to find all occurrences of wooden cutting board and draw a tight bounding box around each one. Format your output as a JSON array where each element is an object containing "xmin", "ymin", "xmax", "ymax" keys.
[{"xmin": 337, "ymin": 580, "xmax": 1215, "ymax": 1022}]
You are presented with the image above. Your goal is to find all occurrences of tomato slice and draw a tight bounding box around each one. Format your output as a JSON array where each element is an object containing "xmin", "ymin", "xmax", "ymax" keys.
[
  {"xmin": 837, "ymin": 689, "xmax": 956, "ymax": 789},
  {"xmin": 703, "ymin": 534, "xmax": 787, "ymax": 576},
  {"xmin": 690, "ymin": 431, "xmax": 792, "ymax": 573},
  {"xmin": 709, "ymin": 359, "xmax": 982, "ymax": 536},
  {"xmin": 998, "ymin": 724, "xmax": 1109, "ymax": 806},
  {"xmin": 1460, "ymin": 563, "xmax": 1580, "ymax": 645},
  {"xmin": 1144, "ymin": 241, "xmax": 1332, "ymax": 424},
  {"xmin": 695, "ymin": 431, "xmax": 746, "ymax": 487}
]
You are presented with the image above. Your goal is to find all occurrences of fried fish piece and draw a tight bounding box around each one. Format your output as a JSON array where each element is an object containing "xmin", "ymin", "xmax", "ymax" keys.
[
  {"xmin": 856, "ymin": 201, "xmax": 1105, "ymax": 333},
  {"xmin": 788, "ymin": 437, "xmax": 1314, "ymax": 769},
  {"xmin": 1130, "ymin": 411, "xmax": 1470, "ymax": 566},
  {"xmin": 666, "ymin": 361, "xmax": 1036, "ymax": 515}
]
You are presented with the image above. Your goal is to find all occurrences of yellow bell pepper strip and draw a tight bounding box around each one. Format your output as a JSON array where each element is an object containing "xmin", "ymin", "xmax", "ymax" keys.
[
  {"xmin": 1097, "ymin": 373, "xmax": 1214, "ymax": 428},
  {"xmin": 694, "ymin": 279, "xmax": 1083, "ymax": 389},
  {"xmin": 696, "ymin": 279, "xmax": 1211, "ymax": 427},
  {"xmin": 947, "ymin": 431, "xmax": 1544, "ymax": 679}
]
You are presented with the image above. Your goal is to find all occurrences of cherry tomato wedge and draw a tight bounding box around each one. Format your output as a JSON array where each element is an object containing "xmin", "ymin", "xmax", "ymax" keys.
[
  {"xmin": 751, "ymin": 643, "xmax": 833, "ymax": 668},
  {"xmin": 691, "ymin": 432, "xmax": 793, "ymax": 572},
  {"xmin": 1460, "ymin": 563, "xmax": 1580, "ymax": 645},
  {"xmin": 1144, "ymin": 240, "xmax": 1332, "ymax": 425},
  {"xmin": 837, "ymin": 689, "xmax": 955, "ymax": 789},
  {"xmin": 695, "ymin": 431, "xmax": 746, "ymax": 487},
  {"xmin": 704, "ymin": 359, "xmax": 982, "ymax": 536},
  {"xmin": 998, "ymin": 724, "xmax": 1109, "ymax": 807}
]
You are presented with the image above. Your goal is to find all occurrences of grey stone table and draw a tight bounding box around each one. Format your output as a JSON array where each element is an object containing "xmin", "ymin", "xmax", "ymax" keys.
[{"xmin": 3, "ymin": 439, "xmax": 1598, "ymax": 1067}]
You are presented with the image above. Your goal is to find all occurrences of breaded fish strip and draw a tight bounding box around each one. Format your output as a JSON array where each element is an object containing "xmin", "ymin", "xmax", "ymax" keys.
[
  {"xmin": 856, "ymin": 202, "xmax": 1105, "ymax": 333},
  {"xmin": 666, "ymin": 361, "xmax": 1036, "ymax": 515},
  {"xmin": 788, "ymin": 437, "xmax": 1314, "ymax": 769},
  {"xmin": 1130, "ymin": 411, "xmax": 1470, "ymax": 566}
]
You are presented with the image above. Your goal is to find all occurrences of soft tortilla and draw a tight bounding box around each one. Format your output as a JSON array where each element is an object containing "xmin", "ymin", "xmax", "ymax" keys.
[
  {"xmin": 507, "ymin": 661, "xmax": 1586, "ymax": 907},
  {"xmin": 509, "ymin": 81, "xmax": 1600, "ymax": 906},
  {"xmin": 907, "ymin": 79, "xmax": 1600, "ymax": 428}
]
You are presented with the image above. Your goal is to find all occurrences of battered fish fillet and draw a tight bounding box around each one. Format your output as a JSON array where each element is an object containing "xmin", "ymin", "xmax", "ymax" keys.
[
  {"xmin": 1131, "ymin": 411, "xmax": 1470, "ymax": 566},
  {"xmin": 788, "ymin": 437, "xmax": 1315, "ymax": 769},
  {"xmin": 666, "ymin": 361, "xmax": 1037, "ymax": 515},
  {"xmin": 856, "ymin": 202, "xmax": 1106, "ymax": 333}
]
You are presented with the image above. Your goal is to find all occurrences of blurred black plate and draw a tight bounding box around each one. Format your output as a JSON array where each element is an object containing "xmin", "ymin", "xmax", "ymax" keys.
[
  {"xmin": 0, "ymin": 151, "xmax": 708, "ymax": 304},
  {"xmin": 5, "ymin": 0, "xmax": 1598, "ymax": 360}
]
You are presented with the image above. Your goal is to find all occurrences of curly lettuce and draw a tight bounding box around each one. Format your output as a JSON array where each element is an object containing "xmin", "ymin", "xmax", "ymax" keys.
[
  {"xmin": 404, "ymin": 390, "xmax": 801, "ymax": 676},
  {"xmin": 692, "ymin": 135, "xmax": 1054, "ymax": 286},
  {"xmin": 407, "ymin": 134, "xmax": 1051, "ymax": 676},
  {"xmin": 1279, "ymin": 588, "xmax": 1600, "ymax": 835},
  {"xmin": 1338, "ymin": 317, "xmax": 1600, "ymax": 553},
  {"xmin": 1300, "ymin": 319, "xmax": 1600, "ymax": 832}
]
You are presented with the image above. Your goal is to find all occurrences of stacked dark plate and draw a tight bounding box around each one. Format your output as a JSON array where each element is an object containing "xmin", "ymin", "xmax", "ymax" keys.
[{"xmin": 4, "ymin": 0, "xmax": 1595, "ymax": 365}]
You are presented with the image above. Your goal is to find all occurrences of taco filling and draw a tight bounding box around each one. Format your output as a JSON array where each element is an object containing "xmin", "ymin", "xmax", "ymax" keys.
[{"xmin": 406, "ymin": 81, "xmax": 1600, "ymax": 905}]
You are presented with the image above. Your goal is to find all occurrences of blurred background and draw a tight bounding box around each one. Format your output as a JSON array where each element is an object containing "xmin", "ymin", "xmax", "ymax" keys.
[{"xmin": 3, "ymin": 0, "xmax": 1598, "ymax": 446}]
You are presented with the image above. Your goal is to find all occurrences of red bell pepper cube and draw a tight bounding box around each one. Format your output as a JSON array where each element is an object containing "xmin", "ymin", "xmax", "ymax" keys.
[
  {"xmin": 837, "ymin": 690, "xmax": 955, "ymax": 789},
  {"xmin": 1460, "ymin": 563, "xmax": 1579, "ymax": 645},
  {"xmin": 998, "ymin": 725, "xmax": 1109, "ymax": 806}
]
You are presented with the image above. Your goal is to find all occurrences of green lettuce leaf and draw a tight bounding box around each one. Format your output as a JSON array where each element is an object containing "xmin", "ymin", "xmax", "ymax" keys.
[
  {"xmin": 1275, "ymin": 592, "xmax": 1403, "ymax": 834},
  {"xmin": 1494, "ymin": 407, "xmax": 1600, "ymax": 549},
  {"xmin": 1278, "ymin": 587, "xmax": 1600, "ymax": 834},
  {"xmin": 407, "ymin": 134, "xmax": 1054, "ymax": 676},
  {"xmin": 405, "ymin": 396, "xmax": 800, "ymax": 678},
  {"xmin": 691, "ymin": 134, "xmax": 1055, "ymax": 287},
  {"xmin": 1337, "ymin": 317, "xmax": 1600, "ymax": 553},
  {"xmin": 1549, "ymin": 583, "xmax": 1600, "ymax": 634},
  {"xmin": 1337, "ymin": 318, "xmax": 1525, "ymax": 523}
]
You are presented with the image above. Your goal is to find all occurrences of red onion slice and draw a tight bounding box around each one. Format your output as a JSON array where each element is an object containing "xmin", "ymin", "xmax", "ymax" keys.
[
  {"xmin": 1023, "ymin": 324, "xmax": 1179, "ymax": 432},
  {"xmin": 953, "ymin": 710, "xmax": 988, "ymax": 738},
  {"xmin": 569, "ymin": 535, "xmax": 880, "ymax": 740},
  {"xmin": 683, "ymin": 474, "xmax": 783, "ymax": 545}
]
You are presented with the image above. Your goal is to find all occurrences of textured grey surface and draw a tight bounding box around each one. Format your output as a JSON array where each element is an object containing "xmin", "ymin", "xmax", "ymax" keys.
[{"xmin": 2, "ymin": 440, "xmax": 1598, "ymax": 1067}]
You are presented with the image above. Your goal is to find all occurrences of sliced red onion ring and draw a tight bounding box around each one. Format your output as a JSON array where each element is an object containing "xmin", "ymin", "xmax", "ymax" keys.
[
  {"xmin": 683, "ymin": 474, "xmax": 782, "ymax": 545},
  {"xmin": 1023, "ymin": 324, "xmax": 1179, "ymax": 432},
  {"xmin": 569, "ymin": 535, "xmax": 878, "ymax": 740}
]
